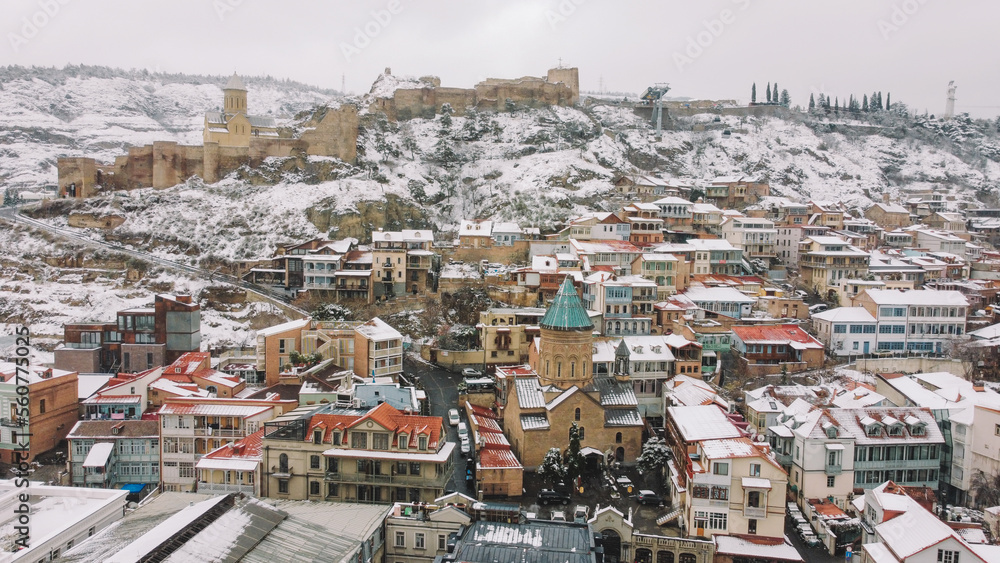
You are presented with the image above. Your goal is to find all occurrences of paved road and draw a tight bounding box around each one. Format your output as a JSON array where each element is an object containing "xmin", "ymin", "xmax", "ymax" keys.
[
  {"xmin": 0, "ymin": 204, "xmax": 308, "ymax": 317},
  {"xmin": 403, "ymin": 355, "xmax": 475, "ymax": 497}
]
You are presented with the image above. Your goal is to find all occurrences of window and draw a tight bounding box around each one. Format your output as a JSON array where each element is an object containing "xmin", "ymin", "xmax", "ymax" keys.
[
  {"xmin": 326, "ymin": 458, "xmax": 339, "ymax": 473},
  {"xmin": 310, "ymin": 481, "xmax": 320, "ymax": 495},
  {"xmin": 834, "ymin": 325, "xmax": 846, "ymax": 334},
  {"xmin": 399, "ymin": 434, "xmax": 408, "ymax": 450},
  {"xmin": 616, "ymin": 432, "xmax": 623, "ymax": 444},
  {"xmin": 995, "ymin": 424, "xmax": 1000, "ymax": 437},
  {"xmin": 395, "ymin": 531, "xmax": 405, "ymax": 548},
  {"xmin": 279, "ymin": 454, "xmax": 289, "ymax": 473},
  {"xmin": 278, "ymin": 479, "xmax": 289, "ymax": 494},
  {"xmin": 373, "ymin": 433, "xmax": 390, "ymax": 450},
  {"xmin": 749, "ymin": 463, "xmax": 761, "ymax": 477},
  {"xmin": 578, "ymin": 427, "xmax": 585, "ymax": 440},
  {"xmin": 713, "ymin": 462, "xmax": 728, "ymax": 476},
  {"xmin": 310, "ymin": 455, "xmax": 320, "ymax": 470},
  {"xmin": 438, "ymin": 534, "xmax": 447, "ymax": 550},
  {"xmin": 710, "ymin": 486, "xmax": 728, "ymax": 500},
  {"xmin": 575, "ymin": 408, "xmax": 581, "ymax": 421},
  {"xmin": 351, "ymin": 432, "xmax": 367, "ymax": 449},
  {"xmin": 418, "ymin": 436, "xmax": 428, "ymax": 450},
  {"xmin": 827, "ymin": 475, "xmax": 836, "ymax": 487},
  {"xmin": 746, "ymin": 490, "xmax": 761, "ymax": 508},
  {"xmin": 327, "ymin": 482, "xmax": 339, "ymax": 497},
  {"xmin": 38, "ymin": 399, "xmax": 45, "ymax": 414},
  {"xmin": 415, "ymin": 533, "xmax": 425, "ymax": 550},
  {"xmin": 410, "ymin": 463, "xmax": 421, "ymax": 476},
  {"xmin": 937, "ymin": 549, "xmax": 960, "ymax": 563},
  {"xmin": 709, "ymin": 512, "xmax": 727, "ymax": 530}
]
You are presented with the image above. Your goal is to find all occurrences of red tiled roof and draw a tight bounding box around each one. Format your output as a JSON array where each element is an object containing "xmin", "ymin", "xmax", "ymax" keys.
[
  {"xmin": 317, "ymin": 402, "xmax": 444, "ymax": 449},
  {"xmin": 478, "ymin": 446, "xmax": 522, "ymax": 469},
  {"xmin": 467, "ymin": 404, "xmax": 498, "ymax": 419},
  {"xmin": 731, "ymin": 324, "xmax": 823, "ymax": 347},
  {"xmin": 204, "ymin": 429, "xmax": 264, "ymax": 460}
]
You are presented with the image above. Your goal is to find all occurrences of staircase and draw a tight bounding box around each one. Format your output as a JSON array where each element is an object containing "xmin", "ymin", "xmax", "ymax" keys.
[{"xmin": 656, "ymin": 508, "xmax": 683, "ymax": 526}]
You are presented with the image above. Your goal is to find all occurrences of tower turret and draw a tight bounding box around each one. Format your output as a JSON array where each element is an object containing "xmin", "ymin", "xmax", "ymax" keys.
[
  {"xmin": 223, "ymin": 73, "xmax": 248, "ymax": 116},
  {"xmin": 536, "ymin": 277, "xmax": 594, "ymax": 389}
]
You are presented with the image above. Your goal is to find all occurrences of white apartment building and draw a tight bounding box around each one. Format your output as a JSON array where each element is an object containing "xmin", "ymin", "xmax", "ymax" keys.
[
  {"xmin": 856, "ymin": 290, "xmax": 969, "ymax": 354},
  {"xmin": 721, "ymin": 217, "xmax": 778, "ymax": 260},
  {"xmin": 159, "ymin": 401, "xmax": 279, "ymax": 492}
]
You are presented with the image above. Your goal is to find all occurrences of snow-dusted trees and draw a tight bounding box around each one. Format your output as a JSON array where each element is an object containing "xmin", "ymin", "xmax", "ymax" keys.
[
  {"xmin": 751, "ymin": 83, "xmax": 757, "ymax": 104},
  {"xmin": 635, "ymin": 436, "xmax": 672, "ymax": 476},
  {"xmin": 780, "ymin": 89, "xmax": 790, "ymax": 107},
  {"xmin": 537, "ymin": 448, "xmax": 566, "ymax": 485},
  {"xmin": 808, "ymin": 93, "xmax": 815, "ymax": 111},
  {"xmin": 563, "ymin": 422, "xmax": 585, "ymax": 483}
]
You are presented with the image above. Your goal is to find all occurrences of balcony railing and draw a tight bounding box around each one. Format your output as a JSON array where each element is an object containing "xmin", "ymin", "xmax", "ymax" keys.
[
  {"xmin": 744, "ymin": 506, "xmax": 766, "ymax": 519},
  {"xmin": 0, "ymin": 418, "xmax": 25, "ymax": 428},
  {"xmin": 324, "ymin": 471, "xmax": 445, "ymax": 487},
  {"xmin": 198, "ymin": 482, "xmax": 254, "ymax": 495},
  {"xmin": 825, "ymin": 463, "xmax": 843, "ymax": 476},
  {"xmin": 193, "ymin": 427, "xmax": 243, "ymax": 438}
]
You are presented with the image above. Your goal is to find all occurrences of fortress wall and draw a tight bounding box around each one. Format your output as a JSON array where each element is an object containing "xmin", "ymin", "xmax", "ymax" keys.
[
  {"xmin": 300, "ymin": 105, "xmax": 358, "ymax": 163},
  {"xmin": 56, "ymin": 157, "xmax": 99, "ymax": 198}
]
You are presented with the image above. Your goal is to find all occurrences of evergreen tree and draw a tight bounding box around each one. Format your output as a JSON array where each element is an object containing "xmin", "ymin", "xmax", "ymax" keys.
[
  {"xmin": 766, "ymin": 82, "xmax": 771, "ymax": 103},
  {"xmin": 862, "ymin": 94, "xmax": 869, "ymax": 112},
  {"xmin": 635, "ymin": 437, "xmax": 672, "ymax": 477},
  {"xmin": 538, "ymin": 448, "xmax": 566, "ymax": 486},
  {"xmin": 834, "ymin": 97, "xmax": 840, "ymax": 113},
  {"xmin": 877, "ymin": 91, "xmax": 883, "ymax": 111},
  {"xmin": 808, "ymin": 93, "xmax": 815, "ymax": 111},
  {"xmin": 774, "ymin": 82, "xmax": 779, "ymax": 103},
  {"xmin": 751, "ymin": 83, "xmax": 757, "ymax": 104},
  {"xmin": 780, "ymin": 89, "xmax": 791, "ymax": 107},
  {"xmin": 872, "ymin": 91, "xmax": 879, "ymax": 111},
  {"xmin": 886, "ymin": 93, "xmax": 891, "ymax": 111},
  {"xmin": 817, "ymin": 93, "xmax": 825, "ymax": 108},
  {"xmin": 564, "ymin": 422, "xmax": 585, "ymax": 484}
]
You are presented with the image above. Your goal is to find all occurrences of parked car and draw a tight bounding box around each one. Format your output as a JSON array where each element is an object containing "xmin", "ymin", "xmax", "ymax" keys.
[
  {"xmin": 550, "ymin": 510, "xmax": 567, "ymax": 522},
  {"xmin": 573, "ymin": 505, "xmax": 589, "ymax": 523},
  {"xmin": 636, "ymin": 490, "xmax": 663, "ymax": 506},
  {"xmin": 460, "ymin": 436, "xmax": 471, "ymax": 456},
  {"xmin": 457, "ymin": 422, "xmax": 469, "ymax": 441},
  {"xmin": 536, "ymin": 489, "xmax": 571, "ymax": 505},
  {"xmin": 808, "ymin": 303, "xmax": 829, "ymax": 314},
  {"xmin": 462, "ymin": 368, "xmax": 483, "ymax": 378},
  {"xmin": 448, "ymin": 408, "xmax": 460, "ymax": 426}
]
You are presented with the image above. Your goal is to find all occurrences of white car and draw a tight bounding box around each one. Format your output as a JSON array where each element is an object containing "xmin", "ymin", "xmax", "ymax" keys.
[
  {"xmin": 448, "ymin": 408, "xmax": 460, "ymax": 426},
  {"xmin": 460, "ymin": 437, "xmax": 471, "ymax": 456},
  {"xmin": 457, "ymin": 422, "xmax": 469, "ymax": 441},
  {"xmin": 462, "ymin": 368, "xmax": 483, "ymax": 378}
]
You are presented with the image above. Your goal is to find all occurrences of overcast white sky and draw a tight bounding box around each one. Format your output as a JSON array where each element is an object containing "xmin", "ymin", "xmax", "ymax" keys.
[{"xmin": 4, "ymin": 0, "xmax": 999, "ymax": 118}]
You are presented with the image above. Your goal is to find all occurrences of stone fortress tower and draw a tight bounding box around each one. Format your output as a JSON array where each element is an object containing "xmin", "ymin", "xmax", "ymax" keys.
[
  {"xmin": 534, "ymin": 277, "xmax": 595, "ymax": 389},
  {"xmin": 203, "ymin": 72, "xmax": 278, "ymax": 147}
]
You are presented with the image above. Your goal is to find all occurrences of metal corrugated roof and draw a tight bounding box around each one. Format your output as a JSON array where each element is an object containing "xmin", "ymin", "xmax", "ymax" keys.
[
  {"xmin": 520, "ymin": 414, "xmax": 550, "ymax": 430},
  {"xmin": 592, "ymin": 377, "xmax": 639, "ymax": 407},
  {"xmin": 604, "ymin": 408, "xmax": 643, "ymax": 426},
  {"xmin": 539, "ymin": 277, "xmax": 594, "ymax": 331},
  {"xmin": 515, "ymin": 378, "xmax": 546, "ymax": 409},
  {"xmin": 453, "ymin": 521, "xmax": 595, "ymax": 563}
]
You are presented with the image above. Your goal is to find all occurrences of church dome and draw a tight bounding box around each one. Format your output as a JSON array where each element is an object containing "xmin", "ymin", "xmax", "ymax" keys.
[
  {"xmin": 224, "ymin": 73, "xmax": 247, "ymax": 91},
  {"xmin": 539, "ymin": 277, "xmax": 594, "ymax": 331}
]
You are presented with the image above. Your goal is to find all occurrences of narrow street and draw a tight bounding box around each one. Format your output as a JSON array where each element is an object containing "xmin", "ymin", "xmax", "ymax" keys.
[{"xmin": 403, "ymin": 355, "xmax": 475, "ymax": 497}]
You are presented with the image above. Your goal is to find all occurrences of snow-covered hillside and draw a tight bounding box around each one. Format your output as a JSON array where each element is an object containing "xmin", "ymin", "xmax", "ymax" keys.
[{"xmin": 3, "ymin": 65, "xmax": 1000, "ymax": 350}]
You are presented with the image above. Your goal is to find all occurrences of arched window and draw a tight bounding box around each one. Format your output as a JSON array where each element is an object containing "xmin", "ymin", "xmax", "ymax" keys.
[
  {"xmin": 575, "ymin": 408, "xmax": 581, "ymax": 421},
  {"xmin": 678, "ymin": 554, "xmax": 697, "ymax": 563},
  {"xmin": 570, "ymin": 362, "xmax": 576, "ymax": 378},
  {"xmin": 616, "ymin": 432, "xmax": 623, "ymax": 443},
  {"xmin": 279, "ymin": 453, "xmax": 289, "ymax": 473}
]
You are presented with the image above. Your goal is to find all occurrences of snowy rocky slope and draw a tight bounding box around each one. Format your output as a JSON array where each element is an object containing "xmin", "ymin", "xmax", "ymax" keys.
[{"xmin": 3, "ymin": 66, "xmax": 1000, "ymax": 347}]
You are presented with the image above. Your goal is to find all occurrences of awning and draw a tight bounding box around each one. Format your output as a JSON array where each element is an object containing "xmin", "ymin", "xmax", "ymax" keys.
[
  {"xmin": 702, "ymin": 350, "xmax": 717, "ymax": 357},
  {"xmin": 580, "ymin": 447, "xmax": 604, "ymax": 457},
  {"xmin": 83, "ymin": 442, "xmax": 114, "ymax": 468},
  {"xmin": 742, "ymin": 477, "xmax": 772, "ymax": 489},
  {"xmin": 825, "ymin": 443, "xmax": 845, "ymax": 451},
  {"xmin": 121, "ymin": 484, "xmax": 146, "ymax": 494}
]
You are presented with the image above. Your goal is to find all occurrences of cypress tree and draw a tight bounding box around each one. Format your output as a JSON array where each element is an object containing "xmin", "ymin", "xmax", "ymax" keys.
[
  {"xmin": 766, "ymin": 83, "xmax": 771, "ymax": 103},
  {"xmin": 809, "ymin": 93, "xmax": 815, "ymax": 111},
  {"xmin": 751, "ymin": 83, "xmax": 757, "ymax": 104}
]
